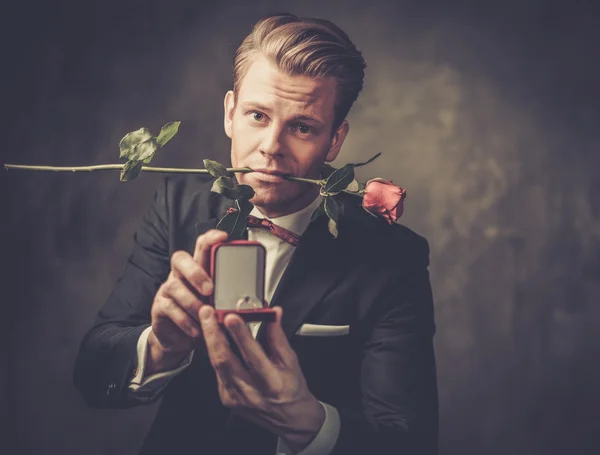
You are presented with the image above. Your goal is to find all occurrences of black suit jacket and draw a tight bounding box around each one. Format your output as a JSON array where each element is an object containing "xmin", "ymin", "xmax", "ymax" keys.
[{"xmin": 73, "ymin": 175, "xmax": 438, "ymax": 455}]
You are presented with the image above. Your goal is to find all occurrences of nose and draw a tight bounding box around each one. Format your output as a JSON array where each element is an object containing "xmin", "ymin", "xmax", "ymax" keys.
[{"xmin": 259, "ymin": 125, "xmax": 284, "ymax": 159}]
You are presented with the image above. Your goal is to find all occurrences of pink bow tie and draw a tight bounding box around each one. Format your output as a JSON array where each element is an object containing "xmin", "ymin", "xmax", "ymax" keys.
[{"xmin": 225, "ymin": 208, "xmax": 301, "ymax": 247}]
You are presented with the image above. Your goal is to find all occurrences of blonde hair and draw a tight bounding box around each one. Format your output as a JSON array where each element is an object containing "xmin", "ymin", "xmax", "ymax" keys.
[{"xmin": 233, "ymin": 13, "xmax": 366, "ymax": 131}]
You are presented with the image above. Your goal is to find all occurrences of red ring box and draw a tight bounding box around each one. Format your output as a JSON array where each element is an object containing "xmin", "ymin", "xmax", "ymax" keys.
[{"xmin": 209, "ymin": 240, "xmax": 276, "ymax": 323}]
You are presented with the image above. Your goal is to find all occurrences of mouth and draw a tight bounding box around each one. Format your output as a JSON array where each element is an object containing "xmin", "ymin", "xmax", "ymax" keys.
[{"xmin": 249, "ymin": 168, "xmax": 291, "ymax": 183}]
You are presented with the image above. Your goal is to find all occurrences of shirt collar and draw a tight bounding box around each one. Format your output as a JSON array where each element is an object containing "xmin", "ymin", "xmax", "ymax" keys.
[{"xmin": 249, "ymin": 195, "xmax": 322, "ymax": 236}]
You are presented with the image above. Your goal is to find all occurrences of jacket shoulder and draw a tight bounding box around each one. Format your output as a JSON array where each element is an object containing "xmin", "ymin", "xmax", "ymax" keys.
[
  {"xmin": 161, "ymin": 174, "xmax": 214, "ymax": 199},
  {"xmin": 342, "ymin": 200, "xmax": 430, "ymax": 269},
  {"xmin": 154, "ymin": 174, "xmax": 222, "ymax": 223}
]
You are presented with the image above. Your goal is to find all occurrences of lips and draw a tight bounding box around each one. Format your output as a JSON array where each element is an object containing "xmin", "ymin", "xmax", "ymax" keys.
[{"xmin": 250, "ymin": 168, "xmax": 290, "ymax": 183}]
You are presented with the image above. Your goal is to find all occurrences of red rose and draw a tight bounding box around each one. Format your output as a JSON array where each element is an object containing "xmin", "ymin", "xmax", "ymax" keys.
[{"xmin": 362, "ymin": 178, "xmax": 407, "ymax": 224}]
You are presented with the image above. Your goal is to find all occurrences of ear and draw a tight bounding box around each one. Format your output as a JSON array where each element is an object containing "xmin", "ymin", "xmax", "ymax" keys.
[
  {"xmin": 325, "ymin": 120, "xmax": 349, "ymax": 162},
  {"xmin": 224, "ymin": 90, "xmax": 235, "ymax": 139}
]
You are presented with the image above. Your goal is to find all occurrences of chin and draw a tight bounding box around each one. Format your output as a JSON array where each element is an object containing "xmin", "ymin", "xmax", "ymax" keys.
[{"xmin": 250, "ymin": 187, "xmax": 289, "ymax": 209}]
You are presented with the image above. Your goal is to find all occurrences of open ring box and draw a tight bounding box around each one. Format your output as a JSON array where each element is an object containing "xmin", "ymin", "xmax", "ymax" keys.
[{"xmin": 209, "ymin": 240, "xmax": 276, "ymax": 323}]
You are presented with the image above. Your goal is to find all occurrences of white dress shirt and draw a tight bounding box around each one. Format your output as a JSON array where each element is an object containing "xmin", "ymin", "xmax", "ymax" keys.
[{"xmin": 128, "ymin": 195, "xmax": 340, "ymax": 455}]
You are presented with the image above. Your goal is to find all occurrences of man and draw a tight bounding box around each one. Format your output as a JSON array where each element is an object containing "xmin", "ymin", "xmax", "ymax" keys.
[{"xmin": 73, "ymin": 13, "xmax": 438, "ymax": 455}]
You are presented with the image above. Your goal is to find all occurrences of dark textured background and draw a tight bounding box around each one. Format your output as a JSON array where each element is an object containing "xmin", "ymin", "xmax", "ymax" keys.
[{"xmin": 3, "ymin": 1, "xmax": 600, "ymax": 454}]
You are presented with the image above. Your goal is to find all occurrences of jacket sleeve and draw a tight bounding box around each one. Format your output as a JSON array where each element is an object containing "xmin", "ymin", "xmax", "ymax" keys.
[
  {"xmin": 73, "ymin": 178, "xmax": 173, "ymax": 409},
  {"xmin": 332, "ymin": 236, "xmax": 439, "ymax": 455}
]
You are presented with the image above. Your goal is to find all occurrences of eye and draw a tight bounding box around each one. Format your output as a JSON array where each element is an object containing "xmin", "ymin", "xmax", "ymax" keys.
[
  {"xmin": 293, "ymin": 124, "xmax": 314, "ymax": 135},
  {"xmin": 251, "ymin": 112, "xmax": 266, "ymax": 122}
]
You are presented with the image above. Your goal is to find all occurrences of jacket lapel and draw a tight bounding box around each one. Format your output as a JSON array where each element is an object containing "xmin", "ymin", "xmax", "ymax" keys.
[
  {"xmin": 193, "ymin": 192, "xmax": 236, "ymax": 238},
  {"xmin": 258, "ymin": 213, "xmax": 354, "ymax": 342}
]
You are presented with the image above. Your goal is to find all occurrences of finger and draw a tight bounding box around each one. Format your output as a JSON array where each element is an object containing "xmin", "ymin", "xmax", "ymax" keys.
[
  {"xmin": 216, "ymin": 375, "xmax": 241, "ymax": 409},
  {"xmin": 266, "ymin": 307, "xmax": 297, "ymax": 367},
  {"xmin": 223, "ymin": 313, "xmax": 277, "ymax": 380},
  {"xmin": 152, "ymin": 297, "xmax": 200, "ymax": 341},
  {"xmin": 193, "ymin": 229, "xmax": 229, "ymax": 270},
  {"xmin": 171, "ymin": 250, "xmax": 213, "ymax": 297},
  {"xmin": 161, "ymin": 276, "xmax": 205, "ymax": 324},
  {"xmin": 198, "ymin": 305, "xmax": 251, "ymax": 384}
]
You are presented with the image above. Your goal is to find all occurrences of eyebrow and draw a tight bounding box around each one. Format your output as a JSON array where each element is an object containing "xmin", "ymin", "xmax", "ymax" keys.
[{"xmin": 242, "ymin": 102, "xmax": 325, "ymax": 127}]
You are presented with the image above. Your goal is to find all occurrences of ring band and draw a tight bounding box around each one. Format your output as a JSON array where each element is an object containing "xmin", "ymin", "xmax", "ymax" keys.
[{"xmin": 235, "ymin": 295, "xmax": 262, "ymax": 311}]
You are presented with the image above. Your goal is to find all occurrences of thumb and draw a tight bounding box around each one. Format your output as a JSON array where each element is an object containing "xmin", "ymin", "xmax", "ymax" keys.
[{"xmin": 266, "ymin": 307, "xmax": 295, "ymax": 365}]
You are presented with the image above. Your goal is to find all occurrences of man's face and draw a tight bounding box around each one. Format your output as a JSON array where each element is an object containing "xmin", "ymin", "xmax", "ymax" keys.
[{"xmin": 224, "ymin": 55, "xmax": 349, "ymax": 217}]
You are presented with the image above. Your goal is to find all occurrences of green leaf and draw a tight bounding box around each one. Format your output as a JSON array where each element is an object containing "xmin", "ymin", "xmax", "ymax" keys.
[
  {"xmin": 120, "ymin": 160, "xmax": 143, "ymax": 182},
  {"xmin": 134, "ymin": 138, "xmax": 158, "ymax": 163},
  {"xmin": 211, "ymin": 176, "xmax": 238, "ymax": 199},
  {"xmin": 352, "ymin": 152, "xmax": 381, "ymax": 168},
  {"xmin": 204, "ymin": 159, "xmax": 229, "ymax": 178},
  {"xmin": 231, "ymin": 199, "xmax": 254, "ymax": 239},
  {"xmin": 156, "ymin": 121, "xmax": 180, "ymax": 148},
  {"xmin": 324, "ymin": 196, "xmax": 340, "ymax": 222},
  {"xmin": 310, "ymin": 199, "xmax": 326, "ymax": 222},
  {"xmin": 216, "ymin": 199, "xmax": 254, "ymax": 240},
  {"xmin": 236, "ymin": 184, "xmax": 255, "ymax": 200},
  {"xmin": 237, "ymin": 198, "xmax": 254, "ymax": 218},
  {"xmin": 345, "ymin": 179, "xmax": 359, "ymax": 192},
  {"xmin": 119, "ymin": 127, "xmax": 153, "ymax": 159},
  {"xmin": 328, "ymin": 218, "xmax": 339, "ymax": 238},
  {"xmin": 324, "ymin": 197, "xmax": 343, "ymax": 239},
  {"xmin": 211, "ymin": 178, "xmax": 254, "ymax": 201},
  {"xmin": 142, "ymin": 153, "xmax": 155, "ymax": 165},
  {"xmin": 320, "ymin": 163, "xmax": 337, "ymax": 179},
  {"xmin": 215, "ymin": 212, "xmax": 240, "ymax": 238},
  {"xmin": 323, "ymin": 164, "xmax": 355, "ymax": 195}
]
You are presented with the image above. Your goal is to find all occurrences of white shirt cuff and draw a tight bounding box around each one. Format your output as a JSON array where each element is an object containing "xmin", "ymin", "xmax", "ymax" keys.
[
  {"xmin": 276, "ymin": 402, "xmax": 340, "ymax": 455},
  {"xmin": 128, "ymin": 326, "xmax": 194, "ymax": 395}
]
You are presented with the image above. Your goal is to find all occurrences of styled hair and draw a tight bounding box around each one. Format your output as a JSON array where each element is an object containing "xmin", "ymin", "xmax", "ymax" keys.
[{"xmin": 233, "ymin": 13, "xmax": 366, "ymax": 131}]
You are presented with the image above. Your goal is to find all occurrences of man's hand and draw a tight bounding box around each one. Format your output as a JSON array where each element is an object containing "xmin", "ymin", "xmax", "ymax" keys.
[
  {"xmin": 199, "ymin": 304, "xmax": 326, "ymax": 453},
  {"xmin": 147, "ymin": 229, "xmax": 228, "ymax": 375}
]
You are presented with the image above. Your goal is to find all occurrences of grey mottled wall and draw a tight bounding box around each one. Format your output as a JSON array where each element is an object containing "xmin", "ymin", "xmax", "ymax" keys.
[{"xmin": 3, "ymin": 1, "xmax": 600, "ymax": 454}]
